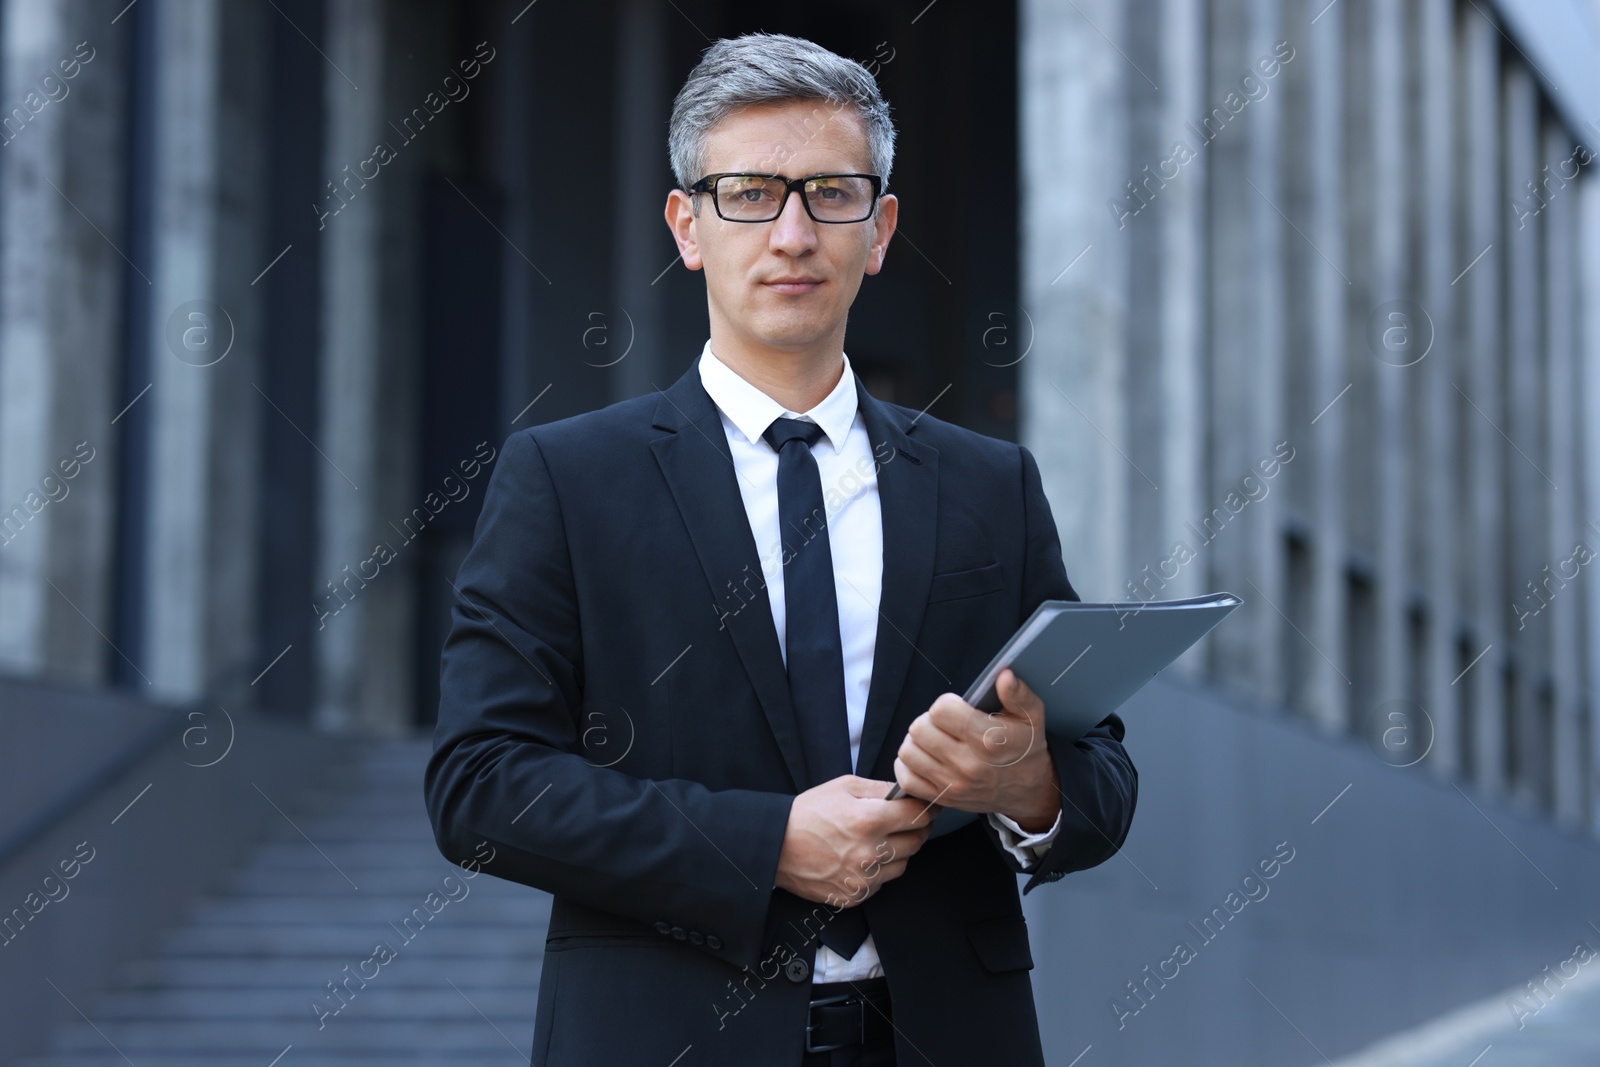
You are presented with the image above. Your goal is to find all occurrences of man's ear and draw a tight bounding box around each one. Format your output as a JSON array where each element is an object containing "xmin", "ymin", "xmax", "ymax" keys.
[
  {"xmin": 864, "ymin": 192, "xmax": 898, "ymax": 276},
  {"xmin": 664, "ymin": 189, "xmax": 705, "ymax": 271}
]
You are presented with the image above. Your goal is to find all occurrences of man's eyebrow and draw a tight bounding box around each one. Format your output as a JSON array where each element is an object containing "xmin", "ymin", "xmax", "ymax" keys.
[{"xmin": 715, "ymin": 171, "xmax": 855, "ymax": 178}]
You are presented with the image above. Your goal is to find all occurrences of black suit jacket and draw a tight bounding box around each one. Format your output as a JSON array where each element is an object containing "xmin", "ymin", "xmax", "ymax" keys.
[{"xmin": 425, "ymin": 359, "xmax": 1138, "ymax": 1066}]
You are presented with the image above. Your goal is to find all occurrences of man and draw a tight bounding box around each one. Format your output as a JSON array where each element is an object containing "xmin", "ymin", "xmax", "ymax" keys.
[{"xmin": 425, "ymin": 33, "xmax": 1137, "ymax": 1067}]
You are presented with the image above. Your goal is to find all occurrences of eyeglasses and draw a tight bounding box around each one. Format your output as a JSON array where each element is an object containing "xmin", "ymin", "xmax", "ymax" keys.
[{"xmin": 688, "ymin": 172, "xmax": 883, "ymax": 224}]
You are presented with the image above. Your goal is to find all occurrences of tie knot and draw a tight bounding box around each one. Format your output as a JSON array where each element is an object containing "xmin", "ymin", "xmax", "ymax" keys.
[{"xmin": 762, "ymin": 416, "xmax": 826, "ymax": 453}]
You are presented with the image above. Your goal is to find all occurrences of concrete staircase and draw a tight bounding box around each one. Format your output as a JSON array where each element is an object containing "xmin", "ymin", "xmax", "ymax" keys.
[{"xmin": 15, "ymin": 738, "xmax": 550, "ymax": 1067}]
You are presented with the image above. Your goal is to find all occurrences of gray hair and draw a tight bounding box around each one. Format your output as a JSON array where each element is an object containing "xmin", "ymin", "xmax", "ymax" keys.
[{"xmin": 668, "ymin": 33, "xmax": 896, "ymax": 194}]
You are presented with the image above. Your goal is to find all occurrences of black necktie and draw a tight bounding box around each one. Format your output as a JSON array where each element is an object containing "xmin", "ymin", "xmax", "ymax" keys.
[{"xmin": 762, "ymin": 416, "xmax": 870, "ymax": 959}]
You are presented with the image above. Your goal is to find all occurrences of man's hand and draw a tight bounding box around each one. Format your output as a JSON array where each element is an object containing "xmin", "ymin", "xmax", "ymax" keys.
[
  {"xmin": 774, "ymin": 775, "xmax": 941, "ymax": 907},
  {"xmin": 892, "ymin": 668, "xmax": 1062, "ymax": 833}
]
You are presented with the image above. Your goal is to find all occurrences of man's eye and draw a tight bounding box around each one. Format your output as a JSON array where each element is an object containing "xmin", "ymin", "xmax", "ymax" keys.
[{"xmin": 724, "ymin": 180, "xmax": 775, "ymax": 201}]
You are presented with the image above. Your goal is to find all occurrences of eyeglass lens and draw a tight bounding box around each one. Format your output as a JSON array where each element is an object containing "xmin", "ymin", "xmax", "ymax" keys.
[{"xmin": 713, "ymin": 174, "xmax": 876, "ymax": 222}]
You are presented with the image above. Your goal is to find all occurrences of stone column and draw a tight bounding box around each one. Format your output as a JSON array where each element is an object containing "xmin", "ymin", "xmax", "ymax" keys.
[
  {"xmin": 493, "ymin": 8, "xmax": 536, "ymax": 432},
  {"xmin": 1459, "ymin": 10, "xmax": 1507, "ymax": 796},
  {"xmin": 1155, "ymin": 0, "xmax": 1208, "ymax": 681},
  {"xmin": 1501, "ymin": 65, "xmax": 1547, "ymax": 811},
  {"xmin": 607, "ymin": 0, "xmax": 666, "ymax": 403},
  {"xmin": 1019, "ymin": 0, "xmax": 1129, "ymax": 601},
  {"xmin": 1117, "ymin": 0, "xmax": 1165, "ymax": 613},
  {"xmin": 1368, "ymin": 0, "xmax": 1410, "ymax": 752},
  {"xmin": 1202, "ymin": 0, "xmax": 1285, "ymax": 700},
  {"xmin": 1415, "ymin": 0, "xmax": 1461, "ymax": 777},
  {"xmin": 0, "ymin": 1, "xmax": 126, "ymax": 682},
  {"xmin": 142, "ymin": 0, "xmax": 268, "ymax": 703},
  {"xmin": 1339, "ymin": 0, "xmax": 1379, "ymax": 731},
  {"xmin": 1541, "ymin": 122, "xmax": 1583, "ymax": 827},
  {"xmin": 1580, "ymin": 173, "xmax": 1600, "ymax": 833},
  {"xmin": 312, "ymin": 0, "xmax": 439, "ymax": 735},
  {"xmin": 1297, "ymin": 0, "xmax": 1350, "ymax": 733}
]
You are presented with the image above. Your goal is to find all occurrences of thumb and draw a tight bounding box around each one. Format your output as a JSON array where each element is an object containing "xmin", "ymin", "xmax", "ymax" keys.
[
  {"xmin": 999, "ymin": 668, "xmax": 1044, "ymax": 723},
  {"xmin": 840, "ymin": 774, "xmax": 895, "ymax": 799}
]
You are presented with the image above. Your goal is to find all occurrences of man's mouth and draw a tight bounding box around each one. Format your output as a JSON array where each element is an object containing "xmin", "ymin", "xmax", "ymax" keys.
[{"xmin": 761, "ymin": 277, "xmax": 823, "ymax": 295}]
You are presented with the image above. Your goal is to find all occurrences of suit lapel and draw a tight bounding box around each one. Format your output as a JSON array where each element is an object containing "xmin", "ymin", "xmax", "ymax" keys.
[
  {"xmin": 649, "ymin": 366, "xmax": 810, "ymax": 793},
  {"xmin": 648, "ymin": 361, "xmax": 941, "ymax": 792},
  {"xmin": 852, "ymin": 377, "xmax": 940, "ymax": 781}
]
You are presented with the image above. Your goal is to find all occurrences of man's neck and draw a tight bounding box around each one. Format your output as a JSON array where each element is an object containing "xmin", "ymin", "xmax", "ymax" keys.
[{"xmin": 709, "ymin": 336, "xmax": 845, "ymax": 414}]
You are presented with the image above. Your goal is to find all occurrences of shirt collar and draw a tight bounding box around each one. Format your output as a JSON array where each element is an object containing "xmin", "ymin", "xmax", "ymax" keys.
[{"xmin": 696, "ymin": 340, "xmax": 858, "ymax": 455}]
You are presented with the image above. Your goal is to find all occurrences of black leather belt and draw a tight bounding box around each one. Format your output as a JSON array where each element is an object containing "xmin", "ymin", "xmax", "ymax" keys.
[{"xmin": 806, "ymin": 976, "xmax": 893, "ymax": 1053}]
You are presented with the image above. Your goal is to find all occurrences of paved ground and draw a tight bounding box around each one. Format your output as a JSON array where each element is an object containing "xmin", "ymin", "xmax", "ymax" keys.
[
  {"xmin": 17, "ymin": 738, "xmax": 551, "ymax": 1067},
  {"xmin": 1324, "ymin": 951, "xmax": 1600, "ymax": 1067},
  {"xmin": 20, "ymin": 735, "xmax": 1598, "ymax": 1067}
]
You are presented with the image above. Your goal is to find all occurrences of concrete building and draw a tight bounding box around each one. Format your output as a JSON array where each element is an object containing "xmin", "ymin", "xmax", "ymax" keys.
[{"xmin": 1, "ymin": 0, "xmax": 1599, "ymax": 1064}]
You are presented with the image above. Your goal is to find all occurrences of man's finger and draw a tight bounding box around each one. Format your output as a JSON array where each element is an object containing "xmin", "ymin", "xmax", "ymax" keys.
[
  {"xmin": 891, "ymin": 796, "xmax": 942, "ymax": 829},
  {"xmin": 999, "ymin": 668, "xmax": 1044, "ymax": 722},
  {"xmin": 921, "ymin": 694, "xmax": 979, "ymax": 738},
  {"xmin": 841, "ymin": 774, "xmax": 899, "ymax": 798},
  {"xmin": 891, "ymin": 757, "xmax": 945, "ymax": 807},
  {"xmin": 899, "ymin": 728, "xmax": 964, "ymax": 784},
  {"xmin": 894, "ymin": 744, "xmax": 951, "ymax": 795}
]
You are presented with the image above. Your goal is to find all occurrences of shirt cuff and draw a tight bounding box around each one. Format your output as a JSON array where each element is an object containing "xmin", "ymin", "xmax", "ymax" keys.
[{"xmin": 987, "ymin": 809, "xmax": 1062, "ymax": 869}]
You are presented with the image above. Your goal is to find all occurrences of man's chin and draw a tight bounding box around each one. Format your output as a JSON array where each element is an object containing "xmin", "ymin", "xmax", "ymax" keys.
[
  {"xmin": 747, "ymin": 330, "xmax": 837, "ymax": 354},
  {"xmin": 738, "ymin": 314, "xmax": 841, "ymax": 353}
]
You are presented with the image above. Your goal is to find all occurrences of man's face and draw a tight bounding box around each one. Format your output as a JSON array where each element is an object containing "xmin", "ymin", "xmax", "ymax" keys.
[{"xmin": 664, "ymin": 99, "xmax": 898, "ymax": 357}]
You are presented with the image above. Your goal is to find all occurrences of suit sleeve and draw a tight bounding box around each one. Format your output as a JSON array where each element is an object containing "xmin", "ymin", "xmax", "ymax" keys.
[
  {"xmin": 977, "ymin": 444, "xmax": 1139, "ymax": 893},
  {"xmin": 423, "ymin": 429, "xmax": 794, "ymax": 971}
]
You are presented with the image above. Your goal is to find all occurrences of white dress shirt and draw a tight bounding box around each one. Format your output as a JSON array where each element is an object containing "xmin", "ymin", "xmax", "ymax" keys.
[{"xmin": 696, "ymin": 341, "xmax": 1062, "ymax": 983}]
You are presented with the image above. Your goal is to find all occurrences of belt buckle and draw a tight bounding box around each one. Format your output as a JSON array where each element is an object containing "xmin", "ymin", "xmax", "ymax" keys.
[{"xmin": 805, "ymin": 990, "xmax": 863, "ymax": 1053}]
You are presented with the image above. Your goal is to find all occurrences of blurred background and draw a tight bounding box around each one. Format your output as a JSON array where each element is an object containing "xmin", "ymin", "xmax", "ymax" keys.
[{"xmin": 2, "ymin": 0, "xmax": 1599, "ymax": 1064}]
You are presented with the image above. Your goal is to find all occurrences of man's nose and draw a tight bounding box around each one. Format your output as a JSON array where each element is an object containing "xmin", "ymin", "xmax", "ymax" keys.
[{"xmin": 768, "ymin": 188, "xmax": 819, "ymax": 254}]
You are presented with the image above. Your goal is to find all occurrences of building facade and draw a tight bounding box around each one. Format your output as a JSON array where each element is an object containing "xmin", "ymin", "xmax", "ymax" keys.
[
  {"xmin": 1024, "ymin": 0, "xmax": 1600, "ymax": 830},
  {"xmin": 1, "ymin": 0, "xmax": 1599, "ymax": 1063}
]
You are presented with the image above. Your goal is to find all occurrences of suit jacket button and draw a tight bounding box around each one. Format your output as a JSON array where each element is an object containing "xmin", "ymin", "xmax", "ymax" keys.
[
  {"xmin": 671, "ymin": 926, "xmax": 688, "ymax": 940},
  {"xmin": 689, "ymin": 931, "xmax": 704, "ymax": 945},
  {"xmin": 785, "ymin": 956, "xmax": 810, "ymax": 982},
  {"xmin": 706, "ymin": 935, "xmax": 723, "ymax": 950},
  {"xmin": 655, "ymin": 921, "xmax": 671, "ymax": 936}
]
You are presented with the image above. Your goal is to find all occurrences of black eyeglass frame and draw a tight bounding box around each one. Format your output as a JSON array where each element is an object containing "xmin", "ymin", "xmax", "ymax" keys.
[{"xmin": 687, "ymin": 172, "xmax": 884, "ymax": 224}]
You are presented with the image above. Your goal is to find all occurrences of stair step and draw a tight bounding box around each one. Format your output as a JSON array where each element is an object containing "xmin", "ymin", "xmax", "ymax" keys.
[
  {"xmin": 157, "ymin": 924, "xmax": 548, "ymax": 957},
  {"xmin": 46, "ymin": 1018, "xmax": 538, "ymax": 1052},
  {"xmin": 186, "ymin": 893, "xmax": 544, "ymax": 925},
  {"xmin": 20, "ymin": 1059, "xmax": 521, "ymax": 1067},
  {"xmin": 91, "ymin": 986, "xmax": 538, "ymax": 1019},
  {"xmin": 114, "ymin": 955, "xmax": 541, "ymax": 987},
  {"xmin": 21, "ymin": 738, "xmax": 554, "ymax": 1066}
]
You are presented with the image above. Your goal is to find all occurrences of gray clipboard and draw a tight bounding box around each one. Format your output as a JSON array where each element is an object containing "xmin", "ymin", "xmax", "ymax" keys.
[{"xmin": 885, "ymin": 591, "xmax": 1242, "ymax": 838}]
